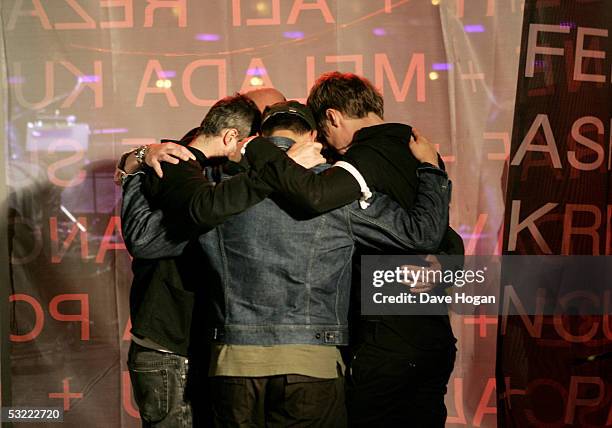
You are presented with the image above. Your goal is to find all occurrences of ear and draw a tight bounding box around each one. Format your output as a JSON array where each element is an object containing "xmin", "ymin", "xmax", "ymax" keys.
[
  {"xmin": 325, "ymin": 109, "xmax": 342, "ymax": 128},
  {"xmin": 309, "ymin": 129, "xmax": 318, "ymax": 141},
  {"xmin": 222, "ymin": 128, "xmax": 239, "ymax": 145}
]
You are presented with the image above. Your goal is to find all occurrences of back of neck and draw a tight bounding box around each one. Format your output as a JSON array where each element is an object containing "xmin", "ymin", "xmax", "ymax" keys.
[{"xmin": 190, "ymin": 136, "xmax": 221, "ymax": 158}]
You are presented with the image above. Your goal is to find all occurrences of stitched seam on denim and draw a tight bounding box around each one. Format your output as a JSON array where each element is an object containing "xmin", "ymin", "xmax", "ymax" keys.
[
  {"xmin": 334, "ymin": 247, "xmax": 353, "ymax": 325},
  {"xmin": 349, "ymin": 209, "xmax": 409, "ymax": 246},
  {"xmin": 305, "ymin": 216, "xmax": 327, "ymax": 325},
  {"xmin": 161, "ymin": 369, "xmax": 169, "ymax": 419},
  {"xmin": 217, "ymin": 228, "xmax": 230, "ymax": 327},
  {"xmin": 128, "ymin": 355, "xmax": 185, "ymax": 370},
  {"xmin": 213, "ymin": 325, "xmax": 349, "ymax": 345},
  {"xmin": 342, "ymin": 206, "xmax": 355, "ymax": 326},
  {"xmin": 344, "ymin": 205, "xmax": 355, "ymax": 242}
]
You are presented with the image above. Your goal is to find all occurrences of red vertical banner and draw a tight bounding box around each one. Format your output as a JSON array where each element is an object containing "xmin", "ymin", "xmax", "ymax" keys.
[{"xmin": 499, "ymin": 0, "xmax": 612, "ymax": 426}]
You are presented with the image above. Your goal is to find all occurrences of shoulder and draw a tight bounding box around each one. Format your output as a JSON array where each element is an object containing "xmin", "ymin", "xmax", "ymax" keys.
[
  {"xmin": 163, "ymin": 158, "xmax": 202, "ymax": 174},
  {"xmin": 143, "ymin": 159, "xmax": 203, "ymax": 198},
  {"xmin": 312, "ymin": 163, "xmax": 333, "ymax": 174},
  {"xmin": 343, "ymin": 143, "xmax": 381, "ymax": 165}
]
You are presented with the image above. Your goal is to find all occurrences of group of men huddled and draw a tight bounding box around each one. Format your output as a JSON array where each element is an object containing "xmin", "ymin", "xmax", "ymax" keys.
[{"xmin": 115, "ymin": 71, "xmax": 463, "ymax": 427}]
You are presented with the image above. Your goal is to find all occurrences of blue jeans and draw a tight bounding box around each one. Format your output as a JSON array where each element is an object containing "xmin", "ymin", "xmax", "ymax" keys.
[{"xmin": 127, "ymin": 341, "xmax": 192, "ymax": 428}]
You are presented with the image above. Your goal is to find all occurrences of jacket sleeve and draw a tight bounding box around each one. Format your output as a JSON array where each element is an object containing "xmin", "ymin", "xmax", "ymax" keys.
[
  {"xmin": 243, "ymin": 137, "xmax": 362, "ymax": 215},
  {"xmin": 438, "ymin": 226, "xmax": 465, "ymax": 279},
  {"xmin": 348, "ymin": 167, "xmax": 451, "ymax": 252},
  {"xmin": 146, "ymin": 158, "xmax": 275, "ymax": 234},
  {"xmin": 121, "ymin": 173, "xmax": 189, "ymax": 259}
]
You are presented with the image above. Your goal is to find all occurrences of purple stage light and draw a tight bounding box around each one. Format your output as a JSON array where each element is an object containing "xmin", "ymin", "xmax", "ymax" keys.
[
  {"xmin": 8, "ymin": 76, "xmax": 25, "ymax": 84},
  {"xmin": 432, "ymin": 63, "xmax": 453, "ymax": 71},
  {"xmin": 464, "ymin": 25, "xmax": 485, "ymax": 33},
  {"xmin": 92, "ymin": 128, "xmax": 129, "ymax": 135},
  {"xmin": 283, "ymin": 31, "xmax": 304, "ymax": 39},
  {"xmin": 247, "ymin": 67, "xmax": 267, "ymax": 76},
  {"xmin": 158, "ymin": 70, "xmax": 176, "ymax": 78},
  {"xmin": 559, "ymin": 21, "xmax": 577, "ymax": 29},
  {"xmin": 196, "ymin": 33, "xmax": 221, "ymax": 41},
  {"xmin": 79, "ymin": 75, "xmax": 100, "ymax": 83},
  {"xmin": 372, "ymin": 28, "xmax": 386, "ymax": 36}
]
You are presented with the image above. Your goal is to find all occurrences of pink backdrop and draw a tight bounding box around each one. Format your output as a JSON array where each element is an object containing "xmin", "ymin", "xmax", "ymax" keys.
[{"xmin": 1, "ymin": 1, "xmax": 610, "ymax": 426}]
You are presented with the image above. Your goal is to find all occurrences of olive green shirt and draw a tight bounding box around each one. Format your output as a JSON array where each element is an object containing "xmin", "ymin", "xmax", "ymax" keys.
[{"xmin": 209, "ymin": 344, "xmax": 345, "ymax": 379}]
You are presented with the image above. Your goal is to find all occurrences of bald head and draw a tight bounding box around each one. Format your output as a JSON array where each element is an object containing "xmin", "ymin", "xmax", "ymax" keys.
[{"xmin": 244, "ymin": 87, "xmax": 286, "ymax": 112}]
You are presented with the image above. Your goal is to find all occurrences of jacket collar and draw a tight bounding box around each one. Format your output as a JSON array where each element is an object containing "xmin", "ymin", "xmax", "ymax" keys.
[
  {"xmin": 352, "ymin": 123, "xmax": 412, "ymax": 144},
  {"xmin": 179, "ymin": 135, "xmax": 297, "ymax": 168},
  {"xmin": 186, "ymin": 145, "xmax": 218, "ymax": 168},
  {"xmin": 267, "ymin": 135, "xmax": 296, "ymax": 151}
]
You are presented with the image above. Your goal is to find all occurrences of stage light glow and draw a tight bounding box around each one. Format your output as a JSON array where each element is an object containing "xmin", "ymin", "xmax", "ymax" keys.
[
  {"xmin": 8, "ymin": 76, "xmax": 25, "ymax": 84},
  {"xmin": 247, "ymin": 67, "xmax": 267, "ymax": 76},
  {"xmin": 283, "ymin": 31, "xmax": 304, "ymax": 39},
  {"xmin": 372, "ymin": 28, "xmax": 386, "ymax": 36},
  {"xmin": 158, "ymin": 70, "xmax": 176, "ymax": 78},
  {"xmin": 429, "ymin": 72, "xmax": 439, "ymax": 80},
  {"xmin": 432, "ymin": 63, "xmax": 453, "ymax": 71},
  {"xmin": 431, "ymin": 0, "xmax": 440, "ymax": 5},
  {"xmin": 156, "ymin": 79, "xmax": 172, "ymax": 88},
  {"xmin": 92, "ymin": 128, "xmax": 129, "ymax": 135},
  {"xmin": 250, "ymin": 77, "xmax": 264, "ymax": 87},
  {"xmin": 195, "ymin": 33, "xmax": 221, "ymax": 41},
  {"xmin": 464, "ymin": 25, "xmax": 485, "ymax": 33},
  {"xmin": 79, "ymin": 75, "xmax": 100, "ymax": 83},
  {"xmin": 256, "ymin": 2, "xmax": 269, "ymax": 13}
]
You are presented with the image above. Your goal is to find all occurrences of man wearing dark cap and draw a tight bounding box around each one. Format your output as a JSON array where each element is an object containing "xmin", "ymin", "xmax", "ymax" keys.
[
  {"xmin": 202, "ymin": 101, "xmax": 350, "ymax": 426},
  {"xmin": 121, "ymin": 99, "xmax": 451, "ymax": 426}
]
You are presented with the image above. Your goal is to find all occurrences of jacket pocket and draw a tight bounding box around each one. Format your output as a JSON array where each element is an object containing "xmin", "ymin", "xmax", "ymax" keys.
[{"xmin": 128, "ymin": 366, "xmax": 169, "ymax": 423}]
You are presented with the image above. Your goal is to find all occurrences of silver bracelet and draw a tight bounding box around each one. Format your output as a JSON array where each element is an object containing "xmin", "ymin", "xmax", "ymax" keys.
[{"xmin": 134, "ymin": 145, "xmax": 149, "ymax": 165}]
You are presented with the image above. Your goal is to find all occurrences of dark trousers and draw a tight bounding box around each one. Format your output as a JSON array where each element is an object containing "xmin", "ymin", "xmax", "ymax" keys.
[
  {"xmin": 210, "ymin": 374, "xmax": 347, "ymax": 428},
  {"xmin": 346, "ymin": 324, "xmax": 456, "ymax": 428},
  {"xmin": 128, "ymin": 342, "xmax": 210, "ymax": 427}
]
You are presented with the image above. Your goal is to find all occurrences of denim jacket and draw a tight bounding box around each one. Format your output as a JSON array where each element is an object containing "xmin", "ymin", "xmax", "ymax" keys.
[{"xmin": 121, "ymin": 137, "xmax": 451, "ymax": 347}]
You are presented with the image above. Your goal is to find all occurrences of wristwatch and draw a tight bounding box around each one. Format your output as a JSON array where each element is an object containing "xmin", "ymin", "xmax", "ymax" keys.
[{"xmin": 134, "ymin": 145, "xmax": 149, "ymax": 165}]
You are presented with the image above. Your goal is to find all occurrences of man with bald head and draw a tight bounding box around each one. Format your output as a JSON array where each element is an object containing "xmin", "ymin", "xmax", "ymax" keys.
[{"xmin": 244, "ymin": 87, "xmax": 286, "ymax": 112}]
